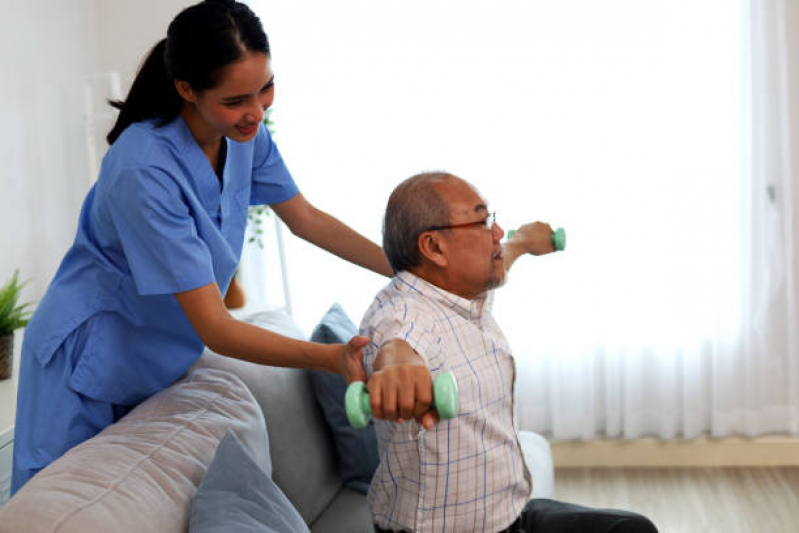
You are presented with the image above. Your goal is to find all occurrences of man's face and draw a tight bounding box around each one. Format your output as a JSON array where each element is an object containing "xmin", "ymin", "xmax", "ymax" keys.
[{"xmin": 434, "ymin": 177, "xmax": 506, "ymax": 299}]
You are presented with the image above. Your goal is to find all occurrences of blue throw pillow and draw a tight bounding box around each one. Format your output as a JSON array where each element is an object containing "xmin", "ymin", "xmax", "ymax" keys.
[
  {"xmin": 190, "ymin": 430, "xmax": 309, "ymax": 533},
  {"xmin": 309, "ymin": 303, "xmax": 379, "ymax": 494}
]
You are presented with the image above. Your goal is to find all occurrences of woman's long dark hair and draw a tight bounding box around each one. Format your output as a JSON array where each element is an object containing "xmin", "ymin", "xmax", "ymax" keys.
[{"xmin": 107, "ymin": 0, "xmax": 269, "ymax": 145}]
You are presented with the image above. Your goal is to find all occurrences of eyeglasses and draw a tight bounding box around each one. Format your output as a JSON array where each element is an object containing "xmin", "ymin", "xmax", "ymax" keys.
[{"xmin": 427, "ymin": 212, "xmax": 496, "ymax": 232}]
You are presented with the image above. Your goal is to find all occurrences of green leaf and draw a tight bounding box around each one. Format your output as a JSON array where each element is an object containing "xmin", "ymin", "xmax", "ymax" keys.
[{"xmin": 0, "ymin": 269, "xmax": 34, "ymax": 336}]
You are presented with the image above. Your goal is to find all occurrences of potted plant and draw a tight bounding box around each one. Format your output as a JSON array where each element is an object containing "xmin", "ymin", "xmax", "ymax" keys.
[{"xmin": 0, "ymin": 270, "xmax": 33, "ymax": 380}]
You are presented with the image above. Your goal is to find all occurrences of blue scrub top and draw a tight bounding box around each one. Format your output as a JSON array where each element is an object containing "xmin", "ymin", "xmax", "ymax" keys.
[{"xmin": 22, "ymin": 116, "xmax": 298, "ymax": 406}]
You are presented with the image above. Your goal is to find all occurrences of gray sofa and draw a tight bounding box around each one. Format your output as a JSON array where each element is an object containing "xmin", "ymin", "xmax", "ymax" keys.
[
  {"xmin": 196, "ymin": 342, "xmax": 375, "ymax": 531},
  {"xmin": 0, "ymin": 309, "xmax": 554, "ymax": 532}
]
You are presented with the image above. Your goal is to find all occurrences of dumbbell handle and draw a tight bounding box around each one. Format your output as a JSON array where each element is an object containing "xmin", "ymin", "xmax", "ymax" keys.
[
  {"xmin": 506, "ymin": 226, "xmax": 566, "ymax": 252},
  {"xmin": 345, "ymin": 371, "xmax": 459, "ymax": 429}
]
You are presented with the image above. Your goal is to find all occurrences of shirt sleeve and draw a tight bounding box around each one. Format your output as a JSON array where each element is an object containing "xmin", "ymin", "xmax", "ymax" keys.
[
  {"xmin": 107, "ymin": 166, "xmax": 216, "ymax": 296},
  {"xmin": 250, "ymin": 124, "xmax": 299, "ymax": 206},
  {"xmin": 363, "ymin": 299, "xmax": 443, "ymax": 378}
]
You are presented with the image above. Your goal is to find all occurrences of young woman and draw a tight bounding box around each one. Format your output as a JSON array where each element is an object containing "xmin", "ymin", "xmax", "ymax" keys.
[{"xmin": 12, "ymin": 0, "xmax": 392, "ymax": 494}]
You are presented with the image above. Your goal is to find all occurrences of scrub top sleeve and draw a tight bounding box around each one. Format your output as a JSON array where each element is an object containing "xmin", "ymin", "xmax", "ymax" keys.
[
  {"xmin": 250, "ymin": 124, "xmax": 299, "ymax": 206},
  {"xmin": 108, "ymin": 167, "xmax": 216, "ymax": 296}
]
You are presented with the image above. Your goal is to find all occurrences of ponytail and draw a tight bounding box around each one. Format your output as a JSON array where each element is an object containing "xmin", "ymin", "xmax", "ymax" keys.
[
  {"xmin": 106, "ymin": 0, "xmax": 269, "ymax": 146},
  {"xmin": 106, "ymin": 40, "xmax": 182, "ymax": 145}
]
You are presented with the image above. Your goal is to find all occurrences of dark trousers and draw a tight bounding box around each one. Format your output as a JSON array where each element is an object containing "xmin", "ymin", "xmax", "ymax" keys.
[
  {"xmin": 375, "ymin": 498, "xmax": 658, "ymax": 533},
  {"xmin": 505, "ymin": 499, "xmax": 657, "ymax": 533}
]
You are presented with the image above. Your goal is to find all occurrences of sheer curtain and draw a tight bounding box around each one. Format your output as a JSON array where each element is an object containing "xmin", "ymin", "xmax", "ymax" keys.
[
  {"xmin": 735, "ymin": 0, "xmax": 798, "ymax": 435},
  {"xmin": 247, "ymin": 0, "xmax": 798, "ymax": 438}
]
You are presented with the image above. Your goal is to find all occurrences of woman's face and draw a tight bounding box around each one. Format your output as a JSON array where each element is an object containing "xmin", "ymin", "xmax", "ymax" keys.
[{"xmin": 190, "ymin": 51, "xmax": 274, "ymax": 143}]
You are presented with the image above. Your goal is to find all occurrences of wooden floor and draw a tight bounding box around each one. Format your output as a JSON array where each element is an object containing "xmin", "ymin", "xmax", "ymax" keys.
[{"xmin": 554, "ymin": 467, "xmax": 799, "ymax": 533}]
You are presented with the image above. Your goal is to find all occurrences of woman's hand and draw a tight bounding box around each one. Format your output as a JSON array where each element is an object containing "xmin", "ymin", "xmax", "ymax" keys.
[{"xmin": 337, "ymin": 335, "xmax": 370, "ymax": 384}]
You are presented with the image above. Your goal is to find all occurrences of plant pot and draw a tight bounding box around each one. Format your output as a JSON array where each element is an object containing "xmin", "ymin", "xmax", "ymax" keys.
[{"xmin": 0, "ymin": 334, "xmax": 12, "ymax": 380}]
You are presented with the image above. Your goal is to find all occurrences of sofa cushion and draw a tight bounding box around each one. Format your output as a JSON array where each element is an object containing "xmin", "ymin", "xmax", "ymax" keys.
[
  {"xmin": 308, "ymin": 303, "xmax": 380, "ymax": 494},
  {"xmin": 0, "ymin": 367, "xmax": 269, "ymax": 533},
  {"xmin": 309, "ymin": 486, "xmax": 373, "ymax": 533},
  {"xmin": 190, "ymin": 430, "xmax": 309, "ymax": 533},
  {"xmin": 195, "ymin": 308, "xmax": 343, "ymax": 525}
]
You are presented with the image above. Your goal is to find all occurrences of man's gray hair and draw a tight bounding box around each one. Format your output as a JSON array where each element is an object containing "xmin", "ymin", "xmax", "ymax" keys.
[{"xmin": 383, "ymin": 171, "xmax": 453, "ymax": 274}]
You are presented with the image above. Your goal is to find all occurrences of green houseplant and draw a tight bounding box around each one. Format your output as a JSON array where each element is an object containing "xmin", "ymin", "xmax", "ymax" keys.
[{"xmin": 0, "ymin": 270, "xmax": 33, "ymax": 380}]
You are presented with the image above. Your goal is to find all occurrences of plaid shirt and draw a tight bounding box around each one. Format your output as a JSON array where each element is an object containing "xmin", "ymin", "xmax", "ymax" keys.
[{"xmin": 361, "ymin": 272, "xmax": 532, "ymax": 532}]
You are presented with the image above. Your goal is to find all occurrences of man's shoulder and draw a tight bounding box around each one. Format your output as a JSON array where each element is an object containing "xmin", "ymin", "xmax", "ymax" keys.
[
  {"xmin": 360, "ymin": 275, "xmax": 439, "ymax": 332},
  {"xmin": 365, "ymin": 274, "xmax": 434, "ymax": 310},
  {"xmin": 360, "ymin": 276, "xmax": 446, "ymax": 369}
]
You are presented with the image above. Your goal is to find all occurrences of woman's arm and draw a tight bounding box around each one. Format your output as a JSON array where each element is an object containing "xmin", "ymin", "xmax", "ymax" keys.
[
  {"xmin": 270, "ymin": 192, "xmax": 394, "ymax": 277},
  {"xmin": 175, "ymin": 282, "xmax": 369, "ymax": 383}
]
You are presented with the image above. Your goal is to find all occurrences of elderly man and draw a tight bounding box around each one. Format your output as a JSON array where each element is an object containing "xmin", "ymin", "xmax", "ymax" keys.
[{"xmin": 361, "ymin": 172, "xmax": 657, "ymax": 533}]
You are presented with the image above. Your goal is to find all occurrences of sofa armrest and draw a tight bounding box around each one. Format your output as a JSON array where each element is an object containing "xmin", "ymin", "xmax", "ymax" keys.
[
  {"xmin": 0, "ymin": 367, "xmax": 268, "ymax": 533},
  {"xmin": 519, "ymin": 430, "xmax": 556, "ymax": 498}
]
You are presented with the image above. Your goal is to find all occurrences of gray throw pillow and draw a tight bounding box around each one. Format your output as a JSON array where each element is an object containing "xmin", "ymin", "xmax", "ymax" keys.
[
  {"xmin": 308, "ymin": 303, "xmax": 380, "ymax": 494},
  {"xmin": 189, "ymin": 430, "xmax": 309, "ymax": 533}
]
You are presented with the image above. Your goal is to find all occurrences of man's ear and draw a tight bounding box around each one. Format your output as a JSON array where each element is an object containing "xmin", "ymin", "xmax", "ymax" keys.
[
  {"xmin": 174, "ymin": 80, "xmax": 197, "ymax": 103},
  {"xmin": 418, "ymin": 231, "xmax": 448, "ymax": 268}
]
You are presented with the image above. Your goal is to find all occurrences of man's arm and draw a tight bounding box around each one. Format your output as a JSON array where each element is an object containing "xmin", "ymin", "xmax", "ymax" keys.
[
  {"xmin": 367, "ymin": 338, "xmax": 439, "ymax": 430},
  {"xmin": 503, "ymin": 221, "xmax": 556, "ymax": 272}
]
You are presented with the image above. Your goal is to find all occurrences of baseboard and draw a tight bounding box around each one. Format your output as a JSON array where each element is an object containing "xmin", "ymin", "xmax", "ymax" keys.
[{"xmin": 551, "ymin": 436, "xmax": 799, "ymax": 467}]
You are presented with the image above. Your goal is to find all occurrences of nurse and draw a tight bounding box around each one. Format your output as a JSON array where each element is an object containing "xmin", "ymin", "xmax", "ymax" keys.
[{"xmin": 11, "ymin": 0, "xmax": 393, "ymax": 494}]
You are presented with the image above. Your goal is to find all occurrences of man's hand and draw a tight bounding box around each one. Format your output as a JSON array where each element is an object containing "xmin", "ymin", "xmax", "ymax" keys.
[
  {"xmin": 502, "ymin": 221, "xmax": 555, "ymax": 272},
  {"xmin": 510, "ymin": 221, "xmax": 555, "ymax": 255},
  {"xmin": 368, "ymin": 339, "xmax": 440, "ymax": 430}
]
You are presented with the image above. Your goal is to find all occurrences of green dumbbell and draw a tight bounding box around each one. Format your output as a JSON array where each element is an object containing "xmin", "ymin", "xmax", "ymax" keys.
[
  {"xmin": 506, "ymin": 226, "xmax": 566, "ymax": 251},
  {"xmin": 345, "ymin": 371, "xmax": 460, "ymax": 429}
]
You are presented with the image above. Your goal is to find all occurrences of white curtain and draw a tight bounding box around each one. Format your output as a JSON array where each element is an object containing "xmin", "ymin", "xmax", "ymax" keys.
[
  {"xmin": 505, "ymin": 0, "xmax": 798, "ymax": 439},
  {"xmin": 247, "ymin": 0, "xmax": 798, "ymax": 438},
  {"xmin": 735, "ymin": 0, "xmax": 798, "ymax": 435}
]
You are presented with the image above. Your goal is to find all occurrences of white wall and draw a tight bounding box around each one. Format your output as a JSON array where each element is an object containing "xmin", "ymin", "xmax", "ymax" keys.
[
  {"xmin": 0, "ymin": 0, "xmax": 192, "ymax": 305},
  {"xmin": 94, "ymin": 0, "xmax": 191, "ymax": 92},
  {"xmin": 0, "ymin": 0, "xmax": 98, "ymax": 301},
  {"xmin": 89, "ymin": 1, "xmax": 192, "ymax": 176}
]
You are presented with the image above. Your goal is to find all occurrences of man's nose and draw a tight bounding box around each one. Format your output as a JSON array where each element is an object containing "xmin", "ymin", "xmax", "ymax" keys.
[{"xmin": 493, "ymin": 222, "xmax": 504, "ymax": 241}]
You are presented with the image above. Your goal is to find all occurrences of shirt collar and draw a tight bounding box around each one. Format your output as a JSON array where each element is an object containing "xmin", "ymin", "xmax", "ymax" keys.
[{"xmin": 395, "ymin": 271, "xmax": 489, "ymax": 321}]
